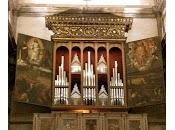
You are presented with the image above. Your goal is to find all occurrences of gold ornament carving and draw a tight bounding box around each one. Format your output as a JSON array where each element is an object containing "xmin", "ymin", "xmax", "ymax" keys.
[{"xmin": 45, "ymin": 10, "xmax": 133, "ymax": 40}]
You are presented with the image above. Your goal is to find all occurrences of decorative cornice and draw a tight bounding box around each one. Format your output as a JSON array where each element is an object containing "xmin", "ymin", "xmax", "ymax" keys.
[
  {"xmin": 13, "ymin": 4, "xmax": 156, "ymax": 18},
  {"xmin": 45, "ymin": 9, "xmax": 133, "ymax": 40}
]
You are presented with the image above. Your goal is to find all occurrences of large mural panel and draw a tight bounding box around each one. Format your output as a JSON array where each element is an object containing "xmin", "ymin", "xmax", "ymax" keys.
[
  {"xmin": 14, "ymin": 33, "xmax": 52, "ymax": 106},
  {"xmin": 126, "ymin": 37, "xmax": 165, "ymax": 107}
]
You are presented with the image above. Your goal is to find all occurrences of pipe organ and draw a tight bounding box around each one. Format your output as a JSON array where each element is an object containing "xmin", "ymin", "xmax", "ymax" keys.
[
  {"xmin": 45, "ymin": 10, "xmax": 133, "ymax": 109},
  {"xmin": 53, "ymin": 45, "xmax": 126, "ymax": 107},
  {"xmin": 32, "ymin": 10, "xmax": 150, "ymax": 130}
]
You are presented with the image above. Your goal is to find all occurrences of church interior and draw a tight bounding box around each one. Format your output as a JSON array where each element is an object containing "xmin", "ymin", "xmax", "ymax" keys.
[{"xmin": 8, "ymin": 0, "xmax": 166, "ymax": 130}]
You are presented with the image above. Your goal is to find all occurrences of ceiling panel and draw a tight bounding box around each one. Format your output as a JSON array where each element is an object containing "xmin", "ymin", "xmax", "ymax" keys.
[{"xmin": 16, "ymin": 0, "xmax": 155, "ymax": 6}]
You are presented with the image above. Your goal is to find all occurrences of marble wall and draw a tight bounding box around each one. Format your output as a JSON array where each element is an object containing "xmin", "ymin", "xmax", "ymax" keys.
[
  {"xmin": 126, "ymin": 18, "xmax": 158, "ymax": 42},
  {"xmin": 15, "ymin": 17, "xmax": 53, "ymax": 42}
]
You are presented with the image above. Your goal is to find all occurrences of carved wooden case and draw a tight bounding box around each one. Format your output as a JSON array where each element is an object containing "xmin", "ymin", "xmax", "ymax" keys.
[
  {"xmin": 33, "ymin": 113, "xmax": 55, "ymax": 130},
  {"xmin": 45, "ymin": 10, "xmax": 133, "ymax": 110},
  {"xmin": 33, "ymin": 112, "xmax": 148, "ymax": 130}
]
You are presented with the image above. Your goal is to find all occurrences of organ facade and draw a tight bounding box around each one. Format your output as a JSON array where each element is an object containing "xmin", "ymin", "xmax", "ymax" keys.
[{"xmin": 45, "ymin": 9, "xmax": 133, "ymax": 110}]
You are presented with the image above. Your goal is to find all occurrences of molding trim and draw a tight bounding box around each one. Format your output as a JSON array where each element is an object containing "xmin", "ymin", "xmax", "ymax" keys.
[{"xmin": 13, "ymin": 5, "xmax": 157, "ymax": 18}]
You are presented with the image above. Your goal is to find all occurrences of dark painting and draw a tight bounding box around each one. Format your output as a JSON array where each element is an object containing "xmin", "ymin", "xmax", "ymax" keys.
[
  {"xmin": 126, "ymin": 37, "xmax": 165, "ymax": 107},
  {"xmin": 85, "ymin": 119, "xmax": 97, "ymax": 130},
  {"xmin": 14, "ymin": 33, "xmax": 52, "ymax": 106}
]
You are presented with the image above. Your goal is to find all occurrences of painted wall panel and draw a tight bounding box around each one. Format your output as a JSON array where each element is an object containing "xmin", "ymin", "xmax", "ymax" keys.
[
  {"xmin": 126, "ymin": 37, "xmax": 165, "ymax": 107},
  {"xmin": 14, "ymin": 33, "xmax": 52, "ymax": 106}
]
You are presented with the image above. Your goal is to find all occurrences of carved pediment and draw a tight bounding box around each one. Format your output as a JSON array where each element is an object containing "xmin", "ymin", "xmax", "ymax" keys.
[{"xmin": 45, "ymin": 9, "xmax": 133, "ymax": 40}]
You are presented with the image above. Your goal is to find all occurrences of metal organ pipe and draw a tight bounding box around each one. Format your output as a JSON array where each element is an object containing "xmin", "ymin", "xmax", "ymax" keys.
[
  {"xmin": 83, "ymin": 51, "xmax": 96, "ymax": 87},
  {"xmin": 110, "ymin": 61, "xmax": 125, "ymax": 106},
  {"xmin": 55, "ymin": 56, "xmax": 69, "ymax": 86},
  {"xmin": 82, "ymin": 51, "xmax": 96, "ymax": 105},
  {"xmin": 85, "ymin": 63, "xmax": 88, "ymax": 86},
  {"xmin": 83, "ymin": 87, "xmax": 96, "ymax": 105},
  {"xmin": 54, "ymin": 56, "xmax": 69, "ymax": 105},
  {"xmin": 110, "ymin": 88, "xmax": 124, "ymax": 106},
  {"xmin": 54, "ymin": 52, "xmax": 125, "ymax": 106},
  {"xmin": 110, "ymin": 61, "xmax": 123, "ymax": 86}
]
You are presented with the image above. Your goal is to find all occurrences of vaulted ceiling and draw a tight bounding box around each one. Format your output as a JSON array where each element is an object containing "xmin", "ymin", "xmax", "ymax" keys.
[
  {"xmin": 14, "ymin": 0, "xmax": 155, "ymax": 6},
  {"xmin": 9, "ymin": 0, "xmax": 165, "ymax": 18}
]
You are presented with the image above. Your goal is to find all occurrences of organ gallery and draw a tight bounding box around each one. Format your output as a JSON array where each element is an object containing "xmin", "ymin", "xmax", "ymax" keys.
[{"xmin": 8, "ymin": 0, "xmax": 166, "ymax": 130}]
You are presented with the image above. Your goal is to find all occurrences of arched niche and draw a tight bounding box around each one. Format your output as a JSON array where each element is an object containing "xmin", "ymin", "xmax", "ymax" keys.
[
  {"xmin": 97, "ymin": 47, "xmax": 108, "ymax": 94},
  {"xmin": 71, "ymin": 46, "xmax": 81, "ymax": 64},
  {"xmin": 109, "ymin": 47, "xmax": 123, "ymax": 81},
  {"xmin": 56, "ymin": 46, "xmax": 69, "ymax": 79},
  {"xmin": 97, "ymin": 47, "xmax": 107, "ymax": 65},
  {"xmin": 71, "ymin": 46, "xmax": 81, "ymax": 99}
]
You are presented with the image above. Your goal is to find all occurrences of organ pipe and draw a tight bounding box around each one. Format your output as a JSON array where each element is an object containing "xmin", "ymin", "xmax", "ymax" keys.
[
  {"xmin": 54, "ymin": 87, "xmax": 68, "ymax": 105},
  {"xmin": 83, "ymin": 88, "xmax": 96, "ymax": 105},
  {"xmin": 110, "ymin": 61, "xmax": 123, "ymax": 86},
  {"xmin": 55, "ymin": 56, "xmax": 69, "ymax": 86},
  {"xmin": 110, "ymin": 88, "xmax": 124, "ymax": 106},
  {"xmin": 83, "ymin": 51, "xmax": 96, "ymax": 86},
  {"xmin": 54, "ymin": 51, "xmax": 125, "ymax": 106},
  {"xmin": 54, "ymin": 56, "xmax": 69, "ymax": 105}
]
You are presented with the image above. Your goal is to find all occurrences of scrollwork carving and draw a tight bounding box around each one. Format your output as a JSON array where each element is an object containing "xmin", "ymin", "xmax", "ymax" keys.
[
  {"xmin": 51, "ymin": 25, "xmax": 125, "ymax": 39},
  {"xmin": 45, "ymin": 10, "xmax": 133, "ymax": 40}
]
